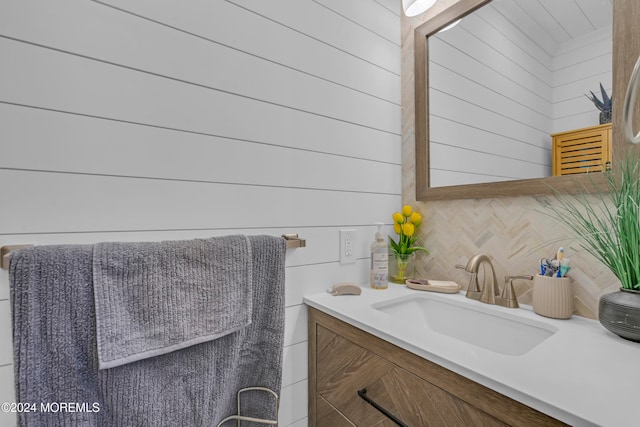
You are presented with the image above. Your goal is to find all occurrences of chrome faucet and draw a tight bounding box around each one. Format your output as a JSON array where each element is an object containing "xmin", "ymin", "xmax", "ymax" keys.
[{"xmin": 457, "ymin": 255, "xmax": 532, "ymax": 308}]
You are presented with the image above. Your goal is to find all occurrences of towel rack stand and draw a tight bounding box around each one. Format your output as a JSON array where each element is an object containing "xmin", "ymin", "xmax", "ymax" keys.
[
  {"xmin": 0, "ymin": 234, "xmax": 305, "ymax": 270},
  {"xmin": 215, "ymin": 386, "xmax": 278, "ymax": 427}
]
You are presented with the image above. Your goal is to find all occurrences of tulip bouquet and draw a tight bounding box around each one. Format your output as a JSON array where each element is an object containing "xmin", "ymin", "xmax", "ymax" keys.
[
  {"xmin": 389, "ymin": 205, "xmax": 428, "ymax": 282},
  {"xmin": 389, "ymin": 205, "xmax": 429, "ymax": 256}
]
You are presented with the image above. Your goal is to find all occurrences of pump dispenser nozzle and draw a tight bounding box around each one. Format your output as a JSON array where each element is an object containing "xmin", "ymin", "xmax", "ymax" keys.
[{"xmin": 375, "ymin": 222, "xmax": 384, "ymax": 241}]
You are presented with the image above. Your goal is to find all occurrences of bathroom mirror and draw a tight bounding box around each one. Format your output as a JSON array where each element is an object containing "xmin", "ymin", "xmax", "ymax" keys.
[{"xmin": 414, "ymin": 0, "xmax": 619, "ymax": 200}]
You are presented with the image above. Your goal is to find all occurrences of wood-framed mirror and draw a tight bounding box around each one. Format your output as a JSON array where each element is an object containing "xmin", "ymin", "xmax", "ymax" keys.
[{"xmin": 414, "ymin": 0, "xmax": 631, "ymax": 201}]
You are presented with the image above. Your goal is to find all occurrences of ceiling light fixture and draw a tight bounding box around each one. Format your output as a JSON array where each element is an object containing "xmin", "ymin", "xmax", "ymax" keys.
[
  {"xmin": 439, "ymin": 18, "xmax": 461, "ymax": 33},
  {"xmin": 402, "ymin": 0, "xmax": 437, "ymax": 17}
]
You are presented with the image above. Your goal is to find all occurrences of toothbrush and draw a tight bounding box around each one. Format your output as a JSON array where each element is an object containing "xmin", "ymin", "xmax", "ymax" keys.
[
  {"xmin": 556, "ymin": 248, "xmax": 566, "ymax": 277},
  {"xmin": 559, "ymin": 258, "xmax": 571, "ymax": 277}
]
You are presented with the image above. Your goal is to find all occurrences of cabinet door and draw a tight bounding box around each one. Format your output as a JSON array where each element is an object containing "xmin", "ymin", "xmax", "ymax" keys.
[
  {"xmin": 551, "ymin": 123, "xmax": 612, "ymax": 176},
  {"xmin": 316, "ymin": 395, "xmax": 356, "ymax": 427},
  {"xmin": 316, "ymin": 325, "xmax": 507, "ymax": 427}
]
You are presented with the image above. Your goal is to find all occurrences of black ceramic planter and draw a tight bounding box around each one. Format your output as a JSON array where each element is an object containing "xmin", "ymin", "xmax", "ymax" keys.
[
  {"xmin": 599, "ymin": 288, "xmax": 640, "ymax": 342},
  {"xmin": 599, "ymin": 110, "xmax": 612, "ymax": 124}
]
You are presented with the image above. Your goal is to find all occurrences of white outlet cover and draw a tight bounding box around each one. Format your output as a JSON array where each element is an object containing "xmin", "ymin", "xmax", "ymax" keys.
[{"xmin": 339, "ymin": 229, "xmax": 357, "ymax": 264}]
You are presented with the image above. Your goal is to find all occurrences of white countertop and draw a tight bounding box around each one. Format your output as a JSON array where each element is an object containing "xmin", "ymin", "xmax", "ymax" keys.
[{"xmin": 304, "ymin": 284, "xmax": 640, "ymax": 427}]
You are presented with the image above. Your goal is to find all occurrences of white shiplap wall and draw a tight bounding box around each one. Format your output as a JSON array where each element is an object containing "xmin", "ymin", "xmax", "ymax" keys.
[
  {"xmin": 0, "ymin": 1, "xmax": 401, "ymax": 426},
  {"xmin": 552, "ymin": 26, "xmax": 612, "ymax": 133}
]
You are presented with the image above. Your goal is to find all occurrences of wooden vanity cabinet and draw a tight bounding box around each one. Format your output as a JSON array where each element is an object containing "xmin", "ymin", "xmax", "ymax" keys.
[{"xmin": 308, "ymin": 307, "xmax": 567, "ymax": 427}]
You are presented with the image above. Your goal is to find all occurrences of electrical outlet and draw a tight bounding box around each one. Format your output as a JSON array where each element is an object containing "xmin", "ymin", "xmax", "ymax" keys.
[{"xmin": 340, "ymin": 229, "xmax": 356, "ymax": 264}]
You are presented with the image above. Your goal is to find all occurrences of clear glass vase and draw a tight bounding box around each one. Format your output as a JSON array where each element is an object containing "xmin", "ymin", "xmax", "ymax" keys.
[{"xmin": 390, "ymin": 253, "xmax": 415, "ymax": 284}]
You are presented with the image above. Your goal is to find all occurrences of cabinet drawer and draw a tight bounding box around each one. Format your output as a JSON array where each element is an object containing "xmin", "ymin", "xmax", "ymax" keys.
[{"xmin": 316, "ymin": 325, "xmax": 506, "ymax": 426}]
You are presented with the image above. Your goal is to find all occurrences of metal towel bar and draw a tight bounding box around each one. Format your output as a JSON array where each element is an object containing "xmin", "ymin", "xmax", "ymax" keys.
[
  {"xmin": 0, "ymin": 234, "xmax": 305, "ymax": 270},
  {"xmin": 282, "ymin": 233, "xmax": 306, "ymax": 249}
]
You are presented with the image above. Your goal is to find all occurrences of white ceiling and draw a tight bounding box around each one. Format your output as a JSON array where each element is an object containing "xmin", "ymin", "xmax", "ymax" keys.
[{"xmin": 497, "ymin": 0, "xmax": 612, "ymax": 46}]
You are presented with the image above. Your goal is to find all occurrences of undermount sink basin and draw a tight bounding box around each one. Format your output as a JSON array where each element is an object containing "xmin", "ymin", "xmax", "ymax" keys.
[{"xmin": 372, "ymin": 294, "xmax": 557, "ymax": 356}]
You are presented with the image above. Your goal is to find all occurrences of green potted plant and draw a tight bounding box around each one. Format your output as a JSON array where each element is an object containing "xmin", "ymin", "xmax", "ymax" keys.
[
  {"xmin": 544, "ymin": 154, "xmax": 640, "ymax": 341},
  {"xmin": 388, "ymin": 205, "xmax": 429, "ymax": 283},
  {"xmin": 586, "ymin": 83, "xmax": 612, "ymax": 124}
]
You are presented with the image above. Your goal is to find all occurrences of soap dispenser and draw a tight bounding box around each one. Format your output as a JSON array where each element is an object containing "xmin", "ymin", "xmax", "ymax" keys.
[{"xmin": 370, "ymin": 222, "xmax": 389, "ymax": 289}]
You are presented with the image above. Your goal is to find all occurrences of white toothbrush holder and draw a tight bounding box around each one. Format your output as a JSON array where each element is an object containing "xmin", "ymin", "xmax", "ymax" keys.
[{"xmin": 532, "ymin": 274, "xmax": 574, "ymax": 319}]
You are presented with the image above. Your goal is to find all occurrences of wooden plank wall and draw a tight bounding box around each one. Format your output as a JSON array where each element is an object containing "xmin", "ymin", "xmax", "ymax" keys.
[
  {"xmin": 552, "ymin": 26, "xmax": 612, "ymax": 133},
  {"xmin": 0, "ymin": 1, "xmax": 401, "ymax": 426}
]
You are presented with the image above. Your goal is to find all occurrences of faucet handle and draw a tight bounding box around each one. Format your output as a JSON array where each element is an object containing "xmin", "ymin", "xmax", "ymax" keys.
[
  {"xmin": 455, "ymin": 264, "xmax": 481, "ymax": 299},
  {"xmin": 497, "ymin": 275, "xmax": 533, "ymax": 309}
]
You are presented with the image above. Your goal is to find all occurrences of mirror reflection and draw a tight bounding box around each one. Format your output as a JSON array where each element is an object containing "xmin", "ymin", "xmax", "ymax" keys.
[{"xmin": 428, "ymin": 0, "xmax": 613, "ymax": 188}]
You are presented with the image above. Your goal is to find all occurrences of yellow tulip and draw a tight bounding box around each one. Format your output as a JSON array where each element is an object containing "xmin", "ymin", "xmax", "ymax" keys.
[
  {"xmin": 392, "ymin": 212, "xmax": 404, "ymax": 224},
  {"xmin": 402, "ymin": 205, "xmax": 413, "ymax": 217},
  {"xmin": 402, "ymin": 222, "xmax": 415, "ymax": 237},
  {"xmin": 410, "ymin": 212, "xmax": 422, "ymax": 226},
  {"xmin": 394, "ymin": 223, "xmax": 402, "ymax": 234}
]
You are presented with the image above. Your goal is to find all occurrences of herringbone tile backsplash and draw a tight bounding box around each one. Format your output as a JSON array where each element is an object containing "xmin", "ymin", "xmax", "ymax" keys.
[{"xmin": 406, "ymin": 195, "xmax": 618, "ymax": 319}]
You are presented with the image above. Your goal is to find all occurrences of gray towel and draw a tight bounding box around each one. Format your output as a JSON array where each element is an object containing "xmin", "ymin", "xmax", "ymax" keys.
[
  {"xmin": 9, "ymin": 235, "xmax": 286, "ymax": 427},
  {"xmin": 93, "ymin": 235, "xmax": 253, "ymax": 369}
]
